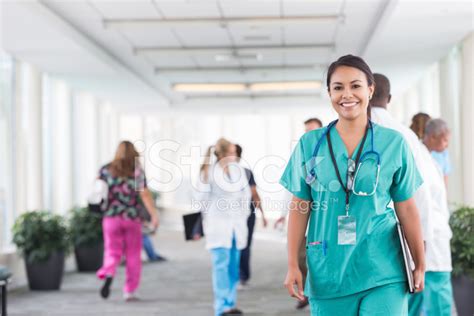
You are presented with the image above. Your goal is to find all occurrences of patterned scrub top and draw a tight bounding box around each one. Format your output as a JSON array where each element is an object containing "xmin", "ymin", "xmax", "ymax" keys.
[{"xmin": 99, "ymin": 163, "xmax": 147, "ymax": 219}]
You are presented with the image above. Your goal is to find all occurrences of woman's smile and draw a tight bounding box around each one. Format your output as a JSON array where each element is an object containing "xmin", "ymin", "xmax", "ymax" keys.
[{"xmin": 339, "ymin": 100, "xmax": 360, "ymax": 108}]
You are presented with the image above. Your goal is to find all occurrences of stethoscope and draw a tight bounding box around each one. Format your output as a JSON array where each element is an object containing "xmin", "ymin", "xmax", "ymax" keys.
[{"xmin": 305, "ymin": 119, "xmax": 381, "ymax": 197}]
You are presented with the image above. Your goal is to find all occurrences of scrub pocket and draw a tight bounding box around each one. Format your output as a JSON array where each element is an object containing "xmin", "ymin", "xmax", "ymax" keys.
[{"xmin": 305, "ymin": 242, "xmax": 338, "ymax": 296}]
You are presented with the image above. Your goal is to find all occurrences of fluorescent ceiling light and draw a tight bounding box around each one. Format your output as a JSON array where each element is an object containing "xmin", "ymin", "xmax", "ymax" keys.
[
  {"xmin": 215, "ymin": 52, "xmax": 263, "ymax": 62},
  {"xmin": 173, "ymin": 83, "xmax": 246, "ymax": 92},
  {"xmin": 250, "ymin": 81, "xmax": 321, "ymax": 91}
]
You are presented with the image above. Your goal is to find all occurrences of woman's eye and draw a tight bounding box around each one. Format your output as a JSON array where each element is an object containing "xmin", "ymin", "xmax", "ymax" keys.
[
  {"xmin": 352, "ymin": 84, "xmax": 361, "ymax": 89},
  {"xmin": 333, "ymin": 86, "xmax": 342, "ymax": 91}
]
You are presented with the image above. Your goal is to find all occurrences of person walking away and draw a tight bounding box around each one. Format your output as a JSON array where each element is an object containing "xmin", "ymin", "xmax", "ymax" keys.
[{"xmin": 96, "ymin": 141, "xmax": 159, "ymax": 301}]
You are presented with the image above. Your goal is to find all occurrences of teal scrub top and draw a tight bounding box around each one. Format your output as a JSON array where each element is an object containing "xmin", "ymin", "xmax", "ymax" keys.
[{"xmin": 280, "ymin": 123, "xmax": 422, "ymax": 299}]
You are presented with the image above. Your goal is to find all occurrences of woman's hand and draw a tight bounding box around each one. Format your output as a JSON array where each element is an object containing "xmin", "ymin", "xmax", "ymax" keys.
[
  {"xmin": 413, "ymin": 268, "xmax": 425, "ymax": 292},
  {"xmin": 261, "ymin": 216, "xmax": 268, "ymax": 228},
  {"xmin": 274, "ymin": 216, "xmax": 286, "ymax": 229},
  {"xmin": 284, "ymin": 266, "xmax": 305, "ymax": 301},
  {"xmin": 151, "ymin": 214, "xmax": 159, "ymax": 230}
]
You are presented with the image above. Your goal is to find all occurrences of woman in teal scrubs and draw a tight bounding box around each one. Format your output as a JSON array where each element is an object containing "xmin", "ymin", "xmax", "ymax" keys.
[{"xmin": 281, "ymin": 55, "xmax": 426, "ymax": 315}]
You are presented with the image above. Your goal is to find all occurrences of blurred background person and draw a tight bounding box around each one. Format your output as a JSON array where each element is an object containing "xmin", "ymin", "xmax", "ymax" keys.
[
  {"xmin": 274, "ymin": 117, "xmax": 323, "ymax": 310},
  {"xmin": 235, "ymin": 144, "xmax": 268, "ymax": 290},
  {"xmin": 142, "ymin": 233, "xmax": 167, "ymax": 262},
  {"xmin": 411, "ymin": 118, "xmax": 454, "ymax": 316},
  {"xmin": 96, "ymin": 141, "xmax": 159, "ymax": 301},
  {"xmin": 194, "ymin": 138, "xmax": 251, "ymax": 316},
  {"xmin": 369, "ymin": 74, "xmax": 453, "ymax": 316},
  {"xmin": 140, "ymin": 191, "xmax": 167, "ymax": 263},
  {"xmin": 410, "ymin": 112, "xmax": 432, "ymax": 140},
  {"xmin": 303, "ymin": 118, "xmax": 323, "ymax": 132},
  {"xmin": 423, "ymin": 119, "xmax": 451, "ymax": 188},
  {"xmin": 370, "ymin": 73, "xmax": 435, "ymax": 259}
]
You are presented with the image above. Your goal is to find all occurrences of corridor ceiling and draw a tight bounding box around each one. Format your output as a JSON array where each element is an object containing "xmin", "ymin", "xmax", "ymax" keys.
[{"xmin": 1, "ymin": 0, "xmax": 472, "ymax": 108}]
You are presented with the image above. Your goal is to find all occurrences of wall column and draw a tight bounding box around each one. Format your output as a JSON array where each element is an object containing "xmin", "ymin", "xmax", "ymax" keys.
[
  {"xmin": 460, "ymin": 32, "xmax": 474, "ymax": 206},
  {"xmin": 439, "ymin": 48, "xmax": 463, "ymax": 205}
]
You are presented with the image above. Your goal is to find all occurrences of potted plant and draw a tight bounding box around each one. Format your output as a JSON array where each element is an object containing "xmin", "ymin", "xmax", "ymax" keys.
[
  {"xmin": 450, "ymin": 206, "xmax": 474, "ymax": 316},
  {"xmin": 12, "ymin": 211, "xmax": 70, "ymax": 290},
  {"xmin": 69, "ymin": 206, "xmax": 103, "ymax": 272}
]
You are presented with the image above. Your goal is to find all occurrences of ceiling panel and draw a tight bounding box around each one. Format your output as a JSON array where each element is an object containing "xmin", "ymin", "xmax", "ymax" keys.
[
  {"xmin": 90, "ymin": 1, "xmax": 162, "ymax": 19},
  {"xmin": 333, "ymin": 0, "xmax": 381, "ymax": 56},
  {"xmin": 119, "ymin": 26, "xmax": 180, "ymax": 46},
  {"xmin": 282, "ymin": 0, "xmax": 343, "ymax": 16},
  {"xmin": 155, "ymin": 70, "xmax": 215, "ymax": 83},
  {"xmin": 219, "ymin": 0, "xmax": 280, "ymax": 17},
  {"xmin": 44, "ymin": 1, "xmax": 103, "ymax": 21},
  {"xmin": 155, "ymin": 0, "xmax": 220, "ymax": 18},
  {"xmin": 239, "ymin": 51, "xmax": 284, "ymax": 66},
  {"xmin": 229, "ymin": 25, "xmax": 283, "ymax": 46},
  {"xmin": 243, "ymin": 69, "xmax": 321, "ymax": 83},
  {"xmin": 174, "ymin": 25, "xmax": 232, "ymax": 46},
  {"xmin": 145, "ymin": 53, "xmax": 196, "ymax": 67},
  {"xmin": 193, "ymin": 52, "xmax": 240, "ymax": 67},
  {"xmin": 284, "ymin": 22, "xmax": 337, "ymax": 44},
  {"xmin": 284, "ymin": 49, "xmax": 330, "ymax": 65}
]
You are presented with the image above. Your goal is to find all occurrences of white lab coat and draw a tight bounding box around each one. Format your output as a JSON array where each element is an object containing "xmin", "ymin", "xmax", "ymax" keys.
[
  {"xmin": 371, "ymin": 107, "xmax": 452, "ymax": 271},
  {"xmin": 193, "ymin": 162, "xmax": 251, "ymax": 250}
]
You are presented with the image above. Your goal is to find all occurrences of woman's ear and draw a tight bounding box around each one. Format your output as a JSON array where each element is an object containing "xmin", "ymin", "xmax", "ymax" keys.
[{"xmin": 368, "ymin": 85, "xmax": 375, "ymax": 99}]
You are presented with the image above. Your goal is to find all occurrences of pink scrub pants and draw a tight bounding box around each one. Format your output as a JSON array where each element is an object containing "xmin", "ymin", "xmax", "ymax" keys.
[{"xmin": 96, "ymin": 215, "xmax": 142, "ymax": 294}]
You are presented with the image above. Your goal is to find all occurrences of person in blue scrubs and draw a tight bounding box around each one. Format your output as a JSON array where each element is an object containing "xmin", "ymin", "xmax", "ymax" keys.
[
  {"xmin": 281, "ymin": 55, "xmax": 426, "ymax": 316},
  {"xmin": 423, "ymin": 119, "xmax": 451, "ymax": 188}
]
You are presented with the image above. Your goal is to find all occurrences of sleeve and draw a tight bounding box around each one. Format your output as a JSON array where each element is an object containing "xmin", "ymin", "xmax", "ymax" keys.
[
  {"xmin": 390, "ymin": 139, "xmax": 423, "ymax": 202},
  {"xmin": 247, "ymin": 169, "xmax": 256, "ymax": 187},
  {"xmin": 279, "ymin": 138, "xmax": 312, "ymax": 201},
  {"xmin": 98, "ymin": 165, "xmax": 108, "ymax": 181},
  {"xmin": 443, "ymin": 149, "xmax": 451, "ymax": 175},
  {"xmin": 406, "ymin": 140, "xmax": 434, "ymax": 242},
  {"xmin": 134, "ymin": 167, "xmax": 147, "ymax": 191}
]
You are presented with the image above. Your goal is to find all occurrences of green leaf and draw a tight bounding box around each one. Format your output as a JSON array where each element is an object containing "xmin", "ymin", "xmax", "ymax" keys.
[{"xmin": 450, "ymin": 206, "xmax": 474, "ymax": 280}]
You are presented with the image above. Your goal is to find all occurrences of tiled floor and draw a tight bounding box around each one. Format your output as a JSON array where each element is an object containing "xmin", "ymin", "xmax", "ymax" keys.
[{"xmin": 9, "ymin": 229, "xmax": 308, "ymax": 316}]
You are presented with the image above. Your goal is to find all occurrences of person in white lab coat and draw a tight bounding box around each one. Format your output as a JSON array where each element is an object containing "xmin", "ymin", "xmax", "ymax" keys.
[
  {"xmin": 194, "ymin": 138, "xmax": 251, "ymax": 316},
  {"xmin": 370, "ymin": 74, "xmax": 453, "ymax": 316}
]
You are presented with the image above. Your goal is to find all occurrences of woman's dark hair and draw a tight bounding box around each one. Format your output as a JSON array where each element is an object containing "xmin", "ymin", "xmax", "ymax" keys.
[
  {"xmin": 410, "ymin": 112, "xmax": 432, "ymax": 140},
  {"xmin": 326, "ymin": 55, "xmax": 375, "ymax": 117},
  {"xmin": 326, "ymin": 55, "xmax": 375, "ymax": 89}
]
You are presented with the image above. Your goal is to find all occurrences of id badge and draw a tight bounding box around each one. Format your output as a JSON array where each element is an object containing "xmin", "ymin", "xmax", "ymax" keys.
[{"xmin": 338, "ymin": 215, "xmax": 356, "ymax": 245}]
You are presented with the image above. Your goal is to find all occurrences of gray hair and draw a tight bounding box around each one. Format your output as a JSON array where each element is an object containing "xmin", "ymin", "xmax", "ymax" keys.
[{"xmin": 424, "ymin": 119, "xmax": 449, "ymax": 138}]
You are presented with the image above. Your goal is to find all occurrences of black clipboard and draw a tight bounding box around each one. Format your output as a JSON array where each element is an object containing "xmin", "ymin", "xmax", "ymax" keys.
[
  {"xmin": 396, "ymin": 222, "xmax": 415, "ymax": 293},
  {"xmin": 182, "ymin": 212, "xmax": 204, "ymax": 241}
]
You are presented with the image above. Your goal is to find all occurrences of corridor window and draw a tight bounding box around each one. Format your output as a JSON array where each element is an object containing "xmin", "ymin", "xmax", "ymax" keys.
[{"xmin": 0, "ymin": 55, "xmax": 15, "ymax": 251}]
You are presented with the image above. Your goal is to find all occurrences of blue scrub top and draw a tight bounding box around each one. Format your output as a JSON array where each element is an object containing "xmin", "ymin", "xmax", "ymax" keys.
[
  {"xmin": 280, "ymin": 123, "xmax": 422, "ymax": 299},
  {"xmin": 431, "ymin": 149, "xmax": 451, "ymax": 176}
]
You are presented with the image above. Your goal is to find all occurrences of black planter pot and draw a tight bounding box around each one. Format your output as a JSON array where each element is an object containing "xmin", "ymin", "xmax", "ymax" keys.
[
  {"xmin": 452, "ymin": 275, "xmax": 474, "ymax": 316},
  {"xmin": 25, "ymin": 251, "xmax": 65, "ymax": 290},
  {"xmin": 74, "ymin": 242, "xmax": 103, "ymax": 272}
]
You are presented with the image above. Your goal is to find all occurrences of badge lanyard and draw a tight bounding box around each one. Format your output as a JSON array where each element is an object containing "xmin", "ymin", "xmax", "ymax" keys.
[{"xmin": 327, "ymin": 121, "xmax": 370, "ymax": 245}]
